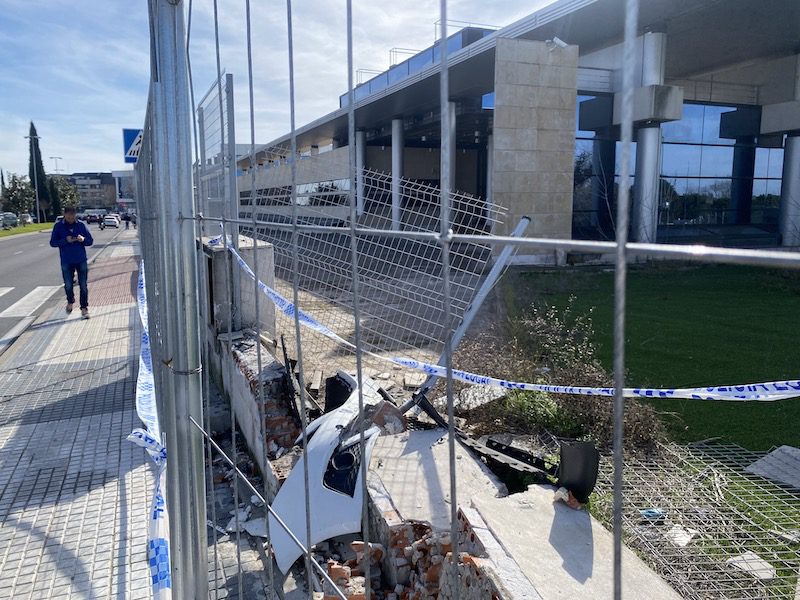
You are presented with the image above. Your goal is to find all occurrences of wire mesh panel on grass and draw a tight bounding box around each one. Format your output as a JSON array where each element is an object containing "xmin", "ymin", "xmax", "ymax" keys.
[{"xmin": 593, "ymin": 443, "xmax": 800, "ymax": 600}]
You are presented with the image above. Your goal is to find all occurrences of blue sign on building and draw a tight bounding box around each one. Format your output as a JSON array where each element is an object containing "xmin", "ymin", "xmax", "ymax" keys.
[{"xmin": 123, "ymin": 129, "xmax": 143, "ymax": 164}]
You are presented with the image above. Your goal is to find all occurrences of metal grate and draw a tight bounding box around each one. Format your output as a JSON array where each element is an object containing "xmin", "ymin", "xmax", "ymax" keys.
[
  {"xmin": 594, "ymin": 443, "xmax": 800, "ymax": 599},
  {"xmin": 238, "ymin": 168, "xmax": 508, "ymax": 382}
]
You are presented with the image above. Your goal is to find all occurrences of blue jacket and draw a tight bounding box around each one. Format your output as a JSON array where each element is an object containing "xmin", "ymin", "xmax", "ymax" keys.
[{"xmin": 50, "ymin": 219, "xmax": 94, "ymax": 265}]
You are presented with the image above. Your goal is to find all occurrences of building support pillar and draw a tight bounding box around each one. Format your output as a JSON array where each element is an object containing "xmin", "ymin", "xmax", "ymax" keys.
[
  {"xmin": 485, "ymin": 133, "xmax": 494, "ymax": 229},
  {"xmin": 778, "ymin": 57, "xmax": 800, "ymax": 246},
  {"xmin": 780, "ymin": 133, "xmax": 800, "ymax": 246},
  {"xmin": 447, "ymin": 101, "xmax": 457, "ymax": 191},
  {"xmin": 591, "ymin": 131, "xmax": 616, "ymax": 235},
  {"xmin": 356, "ymin": 130, "xmax": 365, "ymax": 216},
  {"xmin": 391, "ymin": 118, "xmax": 403, "ymax": 230},
  {"xmin": 632, "ymin": 31, "xmax": 666, "ymax": 243},
  {"xmin": 731, "ymin": 136, "xmax": 756, "ymax": 225}
]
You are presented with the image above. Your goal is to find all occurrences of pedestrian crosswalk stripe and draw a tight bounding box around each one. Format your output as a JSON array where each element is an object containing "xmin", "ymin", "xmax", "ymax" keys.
[
  {"xmin": 0, "ymin": 286, "xmax": 61, "ymax": 318},
  {"xmin": 0, "ymin": 288, "xmax": 12, "ymax": 300}
]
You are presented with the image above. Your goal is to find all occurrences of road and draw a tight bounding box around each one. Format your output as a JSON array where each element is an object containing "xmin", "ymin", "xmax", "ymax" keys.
[{"xmin": 0, "ymin": 224, "xmax": 126, "ymax": 349}]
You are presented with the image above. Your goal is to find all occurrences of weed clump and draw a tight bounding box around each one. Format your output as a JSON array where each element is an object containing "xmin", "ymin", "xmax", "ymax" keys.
[{"xmin": 454, "ymin": 297, "xmax": 663, "ymax": 450}]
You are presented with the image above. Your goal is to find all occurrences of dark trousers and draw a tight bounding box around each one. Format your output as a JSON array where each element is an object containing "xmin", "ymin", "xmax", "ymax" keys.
[{"xmin": 61, "ymin": 262, "xmax": 89, "ymax": 309}]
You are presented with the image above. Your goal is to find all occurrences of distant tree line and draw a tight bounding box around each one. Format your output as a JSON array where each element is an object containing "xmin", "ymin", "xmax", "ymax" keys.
[{"xmin": 0, "ymin": 122, "xmax": 80, "ymax": 221}]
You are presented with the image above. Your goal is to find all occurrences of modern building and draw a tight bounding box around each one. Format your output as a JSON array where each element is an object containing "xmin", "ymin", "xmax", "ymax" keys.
[
  {"xmin": 69, "ymin": 172, "xmax": 117, "ymax": 210},
  {"xmin": 112, "ymin": 169, "xmax": 138, "ymax": 214},
  {"xmin": 238, "ymin": 0, "xmax": 800, "ymax": 259}
]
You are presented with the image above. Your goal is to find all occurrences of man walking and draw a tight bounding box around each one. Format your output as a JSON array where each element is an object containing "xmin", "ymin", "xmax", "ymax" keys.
[{"xmin": 50, "ymin": 206, "xmax": 94, "ymax": 319}]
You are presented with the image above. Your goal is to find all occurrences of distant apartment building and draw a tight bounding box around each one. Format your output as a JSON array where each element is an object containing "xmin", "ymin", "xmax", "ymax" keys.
[
  {"xmin": 68, "ymin": 172, "xmax": 117, "ymax": 209},
  {"xmin": 112, "ymin": 169, "xmax": 137, "ymax": 213}
]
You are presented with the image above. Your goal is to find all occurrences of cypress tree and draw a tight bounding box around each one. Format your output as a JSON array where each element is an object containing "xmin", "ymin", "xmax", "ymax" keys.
[{"xmin": 27, "ymin": 122, "xmax": 50, "ymax": 222}]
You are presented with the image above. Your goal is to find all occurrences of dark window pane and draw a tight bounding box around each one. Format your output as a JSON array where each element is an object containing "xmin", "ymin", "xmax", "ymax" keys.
[
  {"xmin": 662, "ymin": 103, "xmax": 704, "ymax": 143},
  {"xmin": 754, "ymin": 147, "xmax": 785, "ymax": 179},
  {"xmin": 698, "ymin": 146, "xmax": 734, "ymax": 177},
  {"xmin": 662, "ymin": 144, "xmax": 702, "ymax": 177},
  {"xmin": 575, "ymin": 94, "xmax": 597, "ymax": 138}
]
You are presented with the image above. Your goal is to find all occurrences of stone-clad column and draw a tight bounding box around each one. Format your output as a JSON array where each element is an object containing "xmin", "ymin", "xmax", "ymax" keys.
[{"xmin": 491, "ymin": 38, "xmax": 578, "ymax": 257}]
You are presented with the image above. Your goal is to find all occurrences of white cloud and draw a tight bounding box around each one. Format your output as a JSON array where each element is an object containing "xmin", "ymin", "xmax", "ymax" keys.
[{"xmin": 0, "ymin": 0, "xmax": 549, "ymax": 176}]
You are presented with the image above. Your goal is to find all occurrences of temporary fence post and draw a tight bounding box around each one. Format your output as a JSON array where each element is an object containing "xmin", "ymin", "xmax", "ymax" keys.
[
  {"xmin": 225, "ymin": 73, "xmax": 242, "ymax": 331},
  {"xmin": 147, "ymin": 1, "xmax": 209, "ymax": 597}
]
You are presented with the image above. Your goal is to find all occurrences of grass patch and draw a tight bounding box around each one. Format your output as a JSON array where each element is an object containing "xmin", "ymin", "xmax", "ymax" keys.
[
  {"xmin": 0, "ymin": 223, "xmax": 53, "ymax": 238},
  {"xmin": 504, "ymin": 263, "xmax": 800, "ymax": 450}
]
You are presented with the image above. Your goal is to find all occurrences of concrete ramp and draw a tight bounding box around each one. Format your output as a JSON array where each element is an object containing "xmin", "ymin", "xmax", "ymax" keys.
[{"xmin": 472, "ymin": 486, "xmax": 681, "ymax": 600}]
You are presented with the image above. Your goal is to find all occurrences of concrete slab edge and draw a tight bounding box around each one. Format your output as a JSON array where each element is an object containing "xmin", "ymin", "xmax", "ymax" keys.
[
  {"xmin": 0, "ymin": 316, "xmax": 36, "ymax": 360},
  {"xmin": 461, "ymin": 505, "xmax": 543, "ymax": 600}
]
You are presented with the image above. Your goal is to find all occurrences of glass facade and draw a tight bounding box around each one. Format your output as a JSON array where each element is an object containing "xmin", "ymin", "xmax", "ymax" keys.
[
  {"xmin": 660, "ymin": 103, "xmax": 783, "ymax": 227},
  {"xmin": 573, "ymin": 98, "xmax": 785, "ymax": 240}
]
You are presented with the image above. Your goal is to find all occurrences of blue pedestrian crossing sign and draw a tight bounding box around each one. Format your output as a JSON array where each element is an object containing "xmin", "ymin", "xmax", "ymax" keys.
[{"xmin": 123, "ymin": 128, "xmax": 143, "ymax": 164}]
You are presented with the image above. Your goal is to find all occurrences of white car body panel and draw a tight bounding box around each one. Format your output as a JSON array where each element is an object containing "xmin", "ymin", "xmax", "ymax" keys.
[{"xmin": 269, "ymin": 371, "xmax": 382, "ymax": 574}]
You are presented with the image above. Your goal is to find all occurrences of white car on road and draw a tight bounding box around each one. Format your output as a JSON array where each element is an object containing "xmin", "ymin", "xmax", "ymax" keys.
[{"xmin": 103, "ymin": 215, "xmax": 120, "ymax": 228}]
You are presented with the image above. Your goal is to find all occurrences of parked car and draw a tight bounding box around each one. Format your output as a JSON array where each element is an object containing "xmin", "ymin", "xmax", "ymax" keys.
[
  {"xmin": 2, "ymin": 213, "xmax": 18, "ymax": 229},
  {"xmin": 103, "ymin": 215, "xmax": 120, "ymax": 228},
  {"xmin": 18, "ymin": 213, "xmax": 32, "ymax": 225}
]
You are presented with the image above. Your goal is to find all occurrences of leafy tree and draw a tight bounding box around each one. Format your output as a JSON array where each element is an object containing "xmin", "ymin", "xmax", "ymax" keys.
[
  {"xmin": 573, "ymin": 149, "xmax": 593, "ymax": 187},
  {"xmin": 48, "ymin": 178, "xmax": 61, "ymax": 220},
  {"xmin": 27, "ymin": 122, "xmax": 50, "ymax": 221},
  {"xmin": 3, "ymin": 175, "xmax": 35, "ymax": 215},
  {"xmin": 55, "ymin": 176, "xmax": 80, "ymax": 209}
]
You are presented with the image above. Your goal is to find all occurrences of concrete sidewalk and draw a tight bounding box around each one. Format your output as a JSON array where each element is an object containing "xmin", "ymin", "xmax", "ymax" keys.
[{"xmin": 0, "ymin": 230, "xmax": 152, "ymax": 599}]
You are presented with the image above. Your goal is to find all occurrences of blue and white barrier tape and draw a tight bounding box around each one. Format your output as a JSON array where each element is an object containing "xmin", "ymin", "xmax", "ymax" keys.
[
  {"xmin": 225, "ymin": 244, "xmax": 800, "ymax": 402},
  {"xmin": 127, "ymin": 263, "xmax": 172, "ymax": 599},
  {"xmin": 214, "ymin": 233, "xmax": 352, "ymax": 347}
]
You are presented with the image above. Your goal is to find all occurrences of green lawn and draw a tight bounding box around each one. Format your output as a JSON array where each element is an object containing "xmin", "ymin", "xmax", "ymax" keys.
[
  {"xmin": 507, "ymin": 264, "xmax": 800, "ymax": 450},
  {"xmin": 0, "ymin": 223, "xmax": 53, "ymax": 238}
]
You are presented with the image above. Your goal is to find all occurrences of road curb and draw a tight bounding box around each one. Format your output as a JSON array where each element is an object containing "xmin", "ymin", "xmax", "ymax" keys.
[
  {"xmin": 0, "ymin": 228, "xmax": 53, "ymax": 242},
  {"xmin": 0, "ymin": 316, "xmax": 36, "ymax": 360}
]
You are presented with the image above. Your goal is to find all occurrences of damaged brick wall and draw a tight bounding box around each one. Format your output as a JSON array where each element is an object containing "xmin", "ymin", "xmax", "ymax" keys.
[
  {"xmin": 219, "ymin": 337, "xmax": 301, "ymax": 497},
  {"xmin": 363, "ymin": 476, "xmax": 505, "ymax": 599}
]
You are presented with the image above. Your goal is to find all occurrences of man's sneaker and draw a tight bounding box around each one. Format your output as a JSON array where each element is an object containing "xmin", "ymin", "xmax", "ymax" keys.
[
  {"xmin": 81, "ymin": 308, "xmax": 90, "ymax": 320},
  {"xmin": 66, "ymin": 303, "xmax": 74, "ymax": 313}
]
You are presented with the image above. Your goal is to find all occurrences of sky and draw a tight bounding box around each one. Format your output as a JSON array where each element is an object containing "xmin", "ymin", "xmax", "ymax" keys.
[{"xmin": 0, "ymin": 0, "xmax": 545, "ymax": 179}]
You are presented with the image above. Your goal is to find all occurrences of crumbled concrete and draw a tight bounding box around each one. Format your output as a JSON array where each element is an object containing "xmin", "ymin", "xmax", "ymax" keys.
[{"xmin": 726, "ymin": 551, "xmax": 777, "ymax": 581}]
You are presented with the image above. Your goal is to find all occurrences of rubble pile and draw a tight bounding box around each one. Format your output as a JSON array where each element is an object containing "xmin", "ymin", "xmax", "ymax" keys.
[
  {"xmin": 321, "ymin": 540, "xmax": 383, "ymax": 600},
  {"xmin": 314, "ymin": 518, "xmax": 497, "ymax": 600}
]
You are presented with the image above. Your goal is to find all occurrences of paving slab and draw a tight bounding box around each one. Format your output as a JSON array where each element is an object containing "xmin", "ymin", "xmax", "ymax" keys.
[
  {"xmin": 471, "ymin": 485, "xmax": 682, "ymax": 600},
  {"xmin": 369, "ymin": 429, "xmax": 506, "ymax": 530},
  {"xmin": 745, "ymin": 445, "xmax": 800, "ymax": 489}
]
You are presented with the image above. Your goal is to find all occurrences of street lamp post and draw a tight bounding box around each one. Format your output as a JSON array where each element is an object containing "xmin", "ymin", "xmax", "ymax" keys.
[
  {"xmin": 50, "ymin": 156, "xmax": 63, "ymax": 174},
  {"xmin": 24, "ymin": 135, "xmax": 42, "ymax": 223}
]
